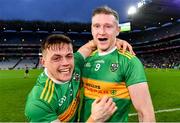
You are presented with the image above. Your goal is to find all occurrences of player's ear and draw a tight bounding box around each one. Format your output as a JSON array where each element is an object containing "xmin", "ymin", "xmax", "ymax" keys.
[
  {"xmin": 40, "ymin": 57, "xmax": 45, "ymax": 67},
  {"xmin": 116, "ymin": 25, "xmax": 120, "ymax": 36},
  {"xmin": 116, "ymin": 31, "xmax": 120, "ymax": 36}
]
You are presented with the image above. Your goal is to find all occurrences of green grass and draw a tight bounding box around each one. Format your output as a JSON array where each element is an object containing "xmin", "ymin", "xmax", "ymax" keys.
[
  {"xmin": 0, "ymin": 68, "xmax": 180, "ymax": 122},
  {"xmin": 0, "ymin": 69, "xmax": 42, "ymax": 122},
  {"xmin": 129, "ymin": 68, "xmax": 180, "ymax": 122}
]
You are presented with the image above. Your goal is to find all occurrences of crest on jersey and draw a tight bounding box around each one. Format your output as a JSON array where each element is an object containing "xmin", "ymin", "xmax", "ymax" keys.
[
  {"xmin": 73, "ymin": 73, "xmax": 80, "ymax": 81},
  {"xmin": 110, "ymin": 63, "xmax": 119, "ymax": 72},
  {"xmin": 111, "ymin": 90, "xmax": 117, "ymax": 95}
]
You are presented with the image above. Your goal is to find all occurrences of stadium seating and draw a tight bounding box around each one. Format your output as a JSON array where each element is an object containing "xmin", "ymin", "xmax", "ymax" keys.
[{"xmin": 0, "ymin": 20, "xmax": 180, "ymax": 70}]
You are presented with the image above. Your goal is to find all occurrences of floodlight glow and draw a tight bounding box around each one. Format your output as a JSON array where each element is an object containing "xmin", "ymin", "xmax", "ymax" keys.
[
  {"xmin": 128, "ymin": 6, "xmax": 137, "ymax": 15},
  {"xmin": 138, "ymin": 2, "xmax": 143, "ymax": 8}
]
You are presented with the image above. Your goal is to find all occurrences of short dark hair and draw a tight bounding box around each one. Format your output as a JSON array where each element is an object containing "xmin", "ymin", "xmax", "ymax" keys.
[
  {"xmin": 92, "ymin": 5, "xmax": 119, "ymax": 24},
  {"xmin": 41, "ymin": 34, "xmax": 72, "ymax": 55}
]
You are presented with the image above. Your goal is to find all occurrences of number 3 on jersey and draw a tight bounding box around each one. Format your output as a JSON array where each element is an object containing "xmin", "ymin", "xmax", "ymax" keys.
[{"xmin": 95, "ymin": 63, "xmax": 101, "ymax": 71}]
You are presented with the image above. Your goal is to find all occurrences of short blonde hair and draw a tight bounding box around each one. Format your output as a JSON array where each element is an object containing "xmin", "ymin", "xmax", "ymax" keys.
[{"xmin": 92, "ymin": 6, "xmax": 119, "ymax": 24}]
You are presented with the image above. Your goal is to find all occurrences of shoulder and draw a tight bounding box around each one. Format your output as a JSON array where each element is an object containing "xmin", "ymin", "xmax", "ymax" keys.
[
  {"xmin": 74, "ymin": 52, "xmax": 85, "ymax": 62},
  {"xmin": 90, "ymin": 50, "xmax": 98, "ymax": 57},
  {"xmin": 117, "ymin": 49, "xmax": 135, "ymax": 60},
  {"xmin": 28, "ymin": 73, "xmax": 55, "ymax": 103},
  {"xmin": 25, "ymin": 73, "xmax": 57, "ymax": 122},
  {"xmin": 116, "ymin": 50, "xmax": 144, "ymax": 67},
  {"xmin": 85, "ymin": 50, "xmax": 98, "ymax": 61},
  {"xmin": 25, "ymin": 98, "xmax": 56, "ymax": 122}
]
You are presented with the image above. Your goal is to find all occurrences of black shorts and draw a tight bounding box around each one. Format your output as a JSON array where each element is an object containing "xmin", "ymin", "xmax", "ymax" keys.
[{"xmin": 25, "ymin": 70, "xmax": 29, "ymax": 74}]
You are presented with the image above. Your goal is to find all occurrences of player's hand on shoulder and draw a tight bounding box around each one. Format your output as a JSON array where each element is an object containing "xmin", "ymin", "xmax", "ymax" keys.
[{"xmin": 116, "ymin": 38, "xmax": 135, "ymax": 55}]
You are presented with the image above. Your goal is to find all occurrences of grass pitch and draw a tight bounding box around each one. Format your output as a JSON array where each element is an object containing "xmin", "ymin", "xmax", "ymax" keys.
[
  {"xmin": 129, "ymin": 68, "xmax": 180, "ymax": 122},
  {"xmin": 0, "ymin": 69, "xmax": 42, "ymax": 122},
  {"xmin": 0, "ymin": 68, "xmax": 180, "ymax": 122}
]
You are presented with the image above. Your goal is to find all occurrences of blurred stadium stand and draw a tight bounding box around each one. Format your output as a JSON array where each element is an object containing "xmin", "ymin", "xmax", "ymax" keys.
[{"xmin": 0, "ymin": 0, "xmax": 180, "ymax": 70}]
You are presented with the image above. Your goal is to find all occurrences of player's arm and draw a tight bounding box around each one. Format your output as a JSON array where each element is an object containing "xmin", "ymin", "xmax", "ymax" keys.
[
  {"xmin": 86, "ymin": 96, "xmax": 117, "ymax": 122},
  {"xmin": 25, "ymin": 100, "xmax": 58, "ymax": 122},
  {"xmin": 78, "ymin": 38, "xmax": 135, "ymax": 58},
  {"xmin": 128, "ymin": 83, "xmax": 156, "ymax": 122},
  {"xmin": 77, "ymin": 40, "xmax": 96, "ymax": 58}
]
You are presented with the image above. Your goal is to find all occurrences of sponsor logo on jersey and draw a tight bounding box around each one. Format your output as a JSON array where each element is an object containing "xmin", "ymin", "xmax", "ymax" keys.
[
  {"xmin": 85, "ymin": 62, "xmax": 91, "ymax": 67},
  {"xmin": 85, "ymin": 82, "xmax": 100, "ymax": 89},
  {"xmin": 83, "ymin": 77, "xmax": 130, "ymax": 99},
  {"xmin": 110, "ymin": 63, "xmax": 119, "ymax": 72},
  {"xmin": 58, "ymin": 96, "xmax": 67, "ymax": 107},
  {"xmin": 95, "ymin": 60, "xmax": 105, "ymax": 64}
]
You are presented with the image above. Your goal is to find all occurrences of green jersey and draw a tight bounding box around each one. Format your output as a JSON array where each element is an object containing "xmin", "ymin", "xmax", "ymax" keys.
[
  {"xmin": 25, "ymin": 52, "xmax": 84, "ymax": 122},
  {"xmin": 80, "ymin": 48, "xmax": 147, "ymax": 122}
]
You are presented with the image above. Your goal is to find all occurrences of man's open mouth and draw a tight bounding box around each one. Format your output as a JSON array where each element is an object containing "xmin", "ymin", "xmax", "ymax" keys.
[
  {"xmin": 58, "ymin": 68, "xmax": 70, "ymax": 73},
  {"xmin": 98, "ymin": 38, "xmax": 108, "ymax": 41}
]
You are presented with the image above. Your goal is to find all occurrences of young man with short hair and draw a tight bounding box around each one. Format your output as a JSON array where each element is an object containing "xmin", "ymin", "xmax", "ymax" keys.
[{"xmin": 81, "ymin": 6, "xmax": 155, "ymax": 122}]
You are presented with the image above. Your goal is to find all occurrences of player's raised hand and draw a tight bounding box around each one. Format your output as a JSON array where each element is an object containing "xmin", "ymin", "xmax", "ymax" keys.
[{"xmin": 116, "ymin": 38, "xmax": 135, "ymax": 55}]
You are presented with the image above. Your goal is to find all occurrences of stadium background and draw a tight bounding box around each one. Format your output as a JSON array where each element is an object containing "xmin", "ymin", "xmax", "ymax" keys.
[{"xmin": 0, "ymin": 0, "xmax": 180, "ymax": 122}]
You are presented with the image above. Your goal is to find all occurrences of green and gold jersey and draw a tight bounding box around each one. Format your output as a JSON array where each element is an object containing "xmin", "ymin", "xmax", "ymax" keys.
[
  {"xmin": 25, "ymin": 52, "xmax": 84, "ymax": 122},
  {"xmin": 80, "ymin": 48, "xmax": 147, "ymax": 122}
]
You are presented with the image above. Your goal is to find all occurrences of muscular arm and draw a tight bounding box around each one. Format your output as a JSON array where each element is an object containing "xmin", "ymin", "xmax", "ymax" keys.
[
  {"xmin": 128, "ymin": 83, "xmax": 156, "ymax": 122},
  {"xmin": 77, "ymin": 41, "xmax": 96, "ymax": 58},
  {"xmin": 78, "ymin": 38, "xmax": 135, "ymax": 58}
]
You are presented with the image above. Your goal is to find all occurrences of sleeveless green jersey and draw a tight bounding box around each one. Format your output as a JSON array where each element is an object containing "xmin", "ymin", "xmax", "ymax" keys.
[
  {"xmin": 80, "ymin": 48, "xmax": 147, "ymax": 122},
  {"xmin": 25, "ymin": 52, "xmax": 84, "ymax": 122}
]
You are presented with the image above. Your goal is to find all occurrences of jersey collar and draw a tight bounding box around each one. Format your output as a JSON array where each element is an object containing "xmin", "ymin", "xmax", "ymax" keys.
[{"xmin": 98, "ymin": 47, "xmax": 117, "ymax": 56}]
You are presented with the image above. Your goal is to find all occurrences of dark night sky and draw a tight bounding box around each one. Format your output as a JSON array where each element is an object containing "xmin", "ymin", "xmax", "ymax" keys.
[{"xmin": 0, "ymin": 0, "xmax": 139, "ymax": 23}]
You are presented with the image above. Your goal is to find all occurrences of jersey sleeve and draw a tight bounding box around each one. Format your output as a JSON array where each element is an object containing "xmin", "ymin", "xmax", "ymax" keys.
[
  {"xmin": 124, "ymin": 56, "xmax": 147, "ymax": 86},
  {"xmin": 74, "ymin": 52, "xmax": 85, "ymax": 69},
  {"xmin": 25, "ymin": 83, "xmax": 58, "ymax": 122},
  {"xmin": 25, "ymin": 99, "xmax": 57, "ymax": 122}
]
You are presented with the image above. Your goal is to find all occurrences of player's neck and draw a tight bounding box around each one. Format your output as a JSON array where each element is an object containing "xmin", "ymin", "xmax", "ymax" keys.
[{"xmin": 98, "ymin": 46, "xmax": 116, "ymax": 56}]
